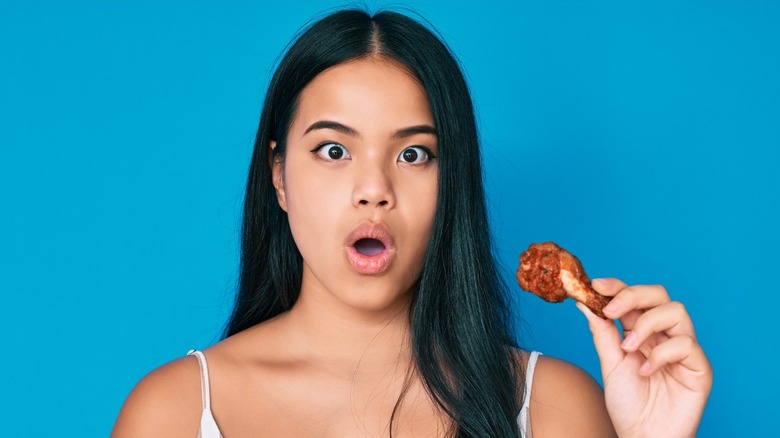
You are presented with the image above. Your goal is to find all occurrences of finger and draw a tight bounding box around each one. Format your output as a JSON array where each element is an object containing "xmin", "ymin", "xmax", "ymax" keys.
[
  {"xmin": 638, "ymin": 335, "xmax": 711, "ymax": 383},
  {"xmin": 602, "ymin": 284, "xmax": 671, "ymax": 319},
  {"xmin": 617, "ymin": 309, "xmax": 643, "ymax": 332},
  {"xmin": 591, "ymin": 277, "xmax": 628, "ymax": 297},
  {"xmin": 576, "ymin": 301, "xmax": 625, "ymax": 377},
  {"xmin": 622, "ymin": 302, "xmax": 697, "ymax": 353},
  {"xmin": 617, "ymin": 308, "xmax": 665, "ymax": 357}
]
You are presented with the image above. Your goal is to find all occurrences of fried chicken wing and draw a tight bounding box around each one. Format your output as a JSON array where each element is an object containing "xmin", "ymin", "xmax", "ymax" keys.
[{"xmin": 516, "ymin": 242, "xmax": 612, "ymax": 319}]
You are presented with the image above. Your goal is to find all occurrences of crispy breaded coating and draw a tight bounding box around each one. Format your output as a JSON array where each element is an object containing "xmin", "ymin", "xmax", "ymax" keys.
[{"xmin": 516, "ymin": 242, "xmax": 611, "ymax": 319}]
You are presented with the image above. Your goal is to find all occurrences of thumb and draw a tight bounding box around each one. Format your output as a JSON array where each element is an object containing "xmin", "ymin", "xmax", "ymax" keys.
[{"xmin": 576, "ymin": 302, "xmax": 625, "ymax": 378}]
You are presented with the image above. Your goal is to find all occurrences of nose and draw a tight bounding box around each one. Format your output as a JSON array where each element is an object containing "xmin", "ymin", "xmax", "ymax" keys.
[{"xmin": 351, "ymin": 162, "xmax": 395, "ymax": 209}]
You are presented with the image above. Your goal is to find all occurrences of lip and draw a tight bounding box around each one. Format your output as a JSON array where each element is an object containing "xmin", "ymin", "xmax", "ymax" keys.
[{"xmin": 344, "ymin": 222, "xmax": 396, "ymax": 275}]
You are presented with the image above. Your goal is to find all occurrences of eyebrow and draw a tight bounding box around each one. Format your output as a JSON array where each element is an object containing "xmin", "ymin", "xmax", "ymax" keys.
[
  {"xmin": 303, "ymin": 120, "xmax": 437, "ymax": 140},
  {"xmin": 304, "ymin": 120, "xmax": 359, "ymax": 137},
  {"xmin": 392, "ymin": 125, "xmax": 437, "ymax": 140}
]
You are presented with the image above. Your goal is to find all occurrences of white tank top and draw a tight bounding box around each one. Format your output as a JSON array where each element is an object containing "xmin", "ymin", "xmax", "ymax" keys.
[{"xmin": 187, "ymin": 350, "xmax": 541, "ymax": 438}]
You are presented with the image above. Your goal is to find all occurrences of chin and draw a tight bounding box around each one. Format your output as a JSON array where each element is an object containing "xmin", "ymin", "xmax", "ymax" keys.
[{"xmin": 338, "ymin": 282, "xmax": 413, "ymax": 314}]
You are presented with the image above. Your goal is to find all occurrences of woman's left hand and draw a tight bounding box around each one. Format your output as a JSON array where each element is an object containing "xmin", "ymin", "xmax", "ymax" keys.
[{"xmin": 577, "ymin": 278, "xmax": 713, "ymax": 438}]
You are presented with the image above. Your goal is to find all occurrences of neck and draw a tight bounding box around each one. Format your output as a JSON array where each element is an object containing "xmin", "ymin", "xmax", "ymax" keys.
[{"xmin": 280, "ymin": 277, "xmax": 415, "ymax": 379}]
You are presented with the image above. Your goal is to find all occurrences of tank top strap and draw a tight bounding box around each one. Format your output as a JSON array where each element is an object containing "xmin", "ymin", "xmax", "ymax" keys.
[
  {"xmin": 187, "ymin": 349, "xmax": 212, "ymax": 411},
  {"xmin": 517, "ymin": 351, "xmax": 542, "ymax": 437},
  {"xmin": 185, "ymin": 350, "xmax": 227, "ymax": 438},
  {"xmin": 522, "ymin": 351, "xmax": 542, "ymax": 408}
]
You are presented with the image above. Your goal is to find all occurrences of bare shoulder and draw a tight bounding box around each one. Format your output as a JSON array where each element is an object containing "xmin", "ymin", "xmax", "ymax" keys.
[
  {"xmin": 111, "ymin": 354, "xmax": 202, "ymax": 438},
  {"xmin": 110, "ymin": 321, "xmax": 280, "ymax": 438},
  {"xmin": 529, "ymin": 355, "xmax": 616, "ymax": 437}
]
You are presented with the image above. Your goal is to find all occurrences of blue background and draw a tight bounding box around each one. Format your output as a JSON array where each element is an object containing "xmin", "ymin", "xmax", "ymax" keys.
[{"xmin": 1, "ymin": 1, "xmax": 777, "ymax": 435}]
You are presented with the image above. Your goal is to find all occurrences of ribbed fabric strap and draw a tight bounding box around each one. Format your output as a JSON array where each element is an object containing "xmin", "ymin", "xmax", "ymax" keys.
[
  {"xmin": 517, "ymin": 351, "xmax": 542, "ymax": 437},
  {"xmin": 187, "ymin": 350, "xmax": 211, "ymax": 411},
  {"xmin": 522, "ymin": 351, "xmax": 541, "ymax": 408},
  {"xmin": 187, "ymin": 350, "xmax": 223, "ymax": 437}
]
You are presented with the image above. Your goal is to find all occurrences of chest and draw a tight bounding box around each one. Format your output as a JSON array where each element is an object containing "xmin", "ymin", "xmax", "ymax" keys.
[{"xmin": 208, "ymin": 369, "xmax": 450, "ymax": 437}]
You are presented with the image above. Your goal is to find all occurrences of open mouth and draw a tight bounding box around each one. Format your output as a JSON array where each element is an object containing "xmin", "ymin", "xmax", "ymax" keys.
[
  {"xmin": 345, "ymin": 223, "xmax": 395, "ymax": 275},
  {"xmin": 354, "ymin": 238, "xmax": 386, "ymax": 256}
]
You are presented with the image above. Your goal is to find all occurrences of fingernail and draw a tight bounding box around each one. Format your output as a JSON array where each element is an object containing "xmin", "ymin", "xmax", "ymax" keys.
[
  {"xmin": 592, "ymin": 278, "xmax": 607, "ymax": 287},
  {"xmin": 621, "ymin": 332, "xmax": 637, "ymax": 350},
  {"xmin": 639, "ymin": 360, "xmax": 652, "ymax": 375}
]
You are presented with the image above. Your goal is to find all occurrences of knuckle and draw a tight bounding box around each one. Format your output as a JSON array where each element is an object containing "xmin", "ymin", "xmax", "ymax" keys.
[
  {"xmin": 649, "ymin": 284, "xmax": 668, "ymax": 298},
  {"xmin": 669, "ymin": 300, "xmax": 687, "ymax": 315},
  {"xmin": 619, "ymin": 286, "xmax": 639, "ymax": 300},
  {"xmin": 673, "ymin": 334, "xmax": 697, "ymax": 350}
]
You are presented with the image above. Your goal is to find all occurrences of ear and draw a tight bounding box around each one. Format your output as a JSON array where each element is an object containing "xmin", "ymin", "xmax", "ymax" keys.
[{"xmin": 270, "ymin": 141, "xmax": 288, "ymax": 212}]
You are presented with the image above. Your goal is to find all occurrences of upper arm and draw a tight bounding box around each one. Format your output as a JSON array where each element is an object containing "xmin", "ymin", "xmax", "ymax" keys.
[
  {"xmin": 528, "ymin": 355, "xmax": 616, "ymax": 437},
  {"xmin": 111, "ymin": 356, "xmax": 202, "ymax": 438}
]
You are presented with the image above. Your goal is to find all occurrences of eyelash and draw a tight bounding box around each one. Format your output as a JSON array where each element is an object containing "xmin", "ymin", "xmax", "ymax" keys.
[
  {"xmin": 311, "ymin": 142, "xmax": 350, "ymax": 161},
  {"xmin": 399, "ymin": 146, "xmax": 436, "ymax": 164},
  {"xmin": 311, "ymin": 142, "xmax": 437, "ymax": 164}
]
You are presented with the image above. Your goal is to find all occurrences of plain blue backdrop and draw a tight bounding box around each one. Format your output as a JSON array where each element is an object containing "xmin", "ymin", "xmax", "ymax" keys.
[{"xmin": 1, "ymin": 1, "xmax": 778, "ymax": 435}]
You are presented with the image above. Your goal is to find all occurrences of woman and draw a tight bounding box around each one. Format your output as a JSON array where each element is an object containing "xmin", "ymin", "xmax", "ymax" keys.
[{"xmin": 112, "ymin": 8, "xmax": 712, "ymax": 437}]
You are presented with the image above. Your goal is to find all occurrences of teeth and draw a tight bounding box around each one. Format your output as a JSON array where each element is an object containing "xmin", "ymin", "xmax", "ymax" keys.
[{"xmin": 355, "ymin": 238, "xmax": 385, "ymax": 256}]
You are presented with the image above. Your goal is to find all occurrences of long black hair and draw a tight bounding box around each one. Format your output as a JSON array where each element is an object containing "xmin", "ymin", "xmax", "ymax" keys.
[{"xmin": 226, "ymin": 8, "xmax": 523, "ymax": 437}]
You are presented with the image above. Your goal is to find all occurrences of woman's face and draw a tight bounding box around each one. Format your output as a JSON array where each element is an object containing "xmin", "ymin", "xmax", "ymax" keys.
[{"xmin": 273, "ymin": 57, "xmax": 438, "ymax": 312}]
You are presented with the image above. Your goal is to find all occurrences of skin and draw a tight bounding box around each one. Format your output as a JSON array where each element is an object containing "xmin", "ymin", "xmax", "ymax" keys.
[
  {"xmin": 579, "ymin": 279, "xmax": 713, "ymax": 438},
  {"xmin": 111, "ymin": 57, "xmax": 711, "ymax": 437}
]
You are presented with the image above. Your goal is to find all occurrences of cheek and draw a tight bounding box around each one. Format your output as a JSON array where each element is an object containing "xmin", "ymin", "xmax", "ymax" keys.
[
  {"xmin": 285, "ymin": 173, "xmax": 338, "ymax": 211},
  {"xmin": 417, "ymin": 181, "xmax": 438, "ymax": 225},
  {"xmin": 282, "ymin": 164, "xmax": 348, "ymax": 249},
  {"xmin": 283, "ymin": 154, "xmax": 335, "ymax": 205},
  {"xmin": 401, "ymin": 173, "xmax": 438, "ymax": 242}
]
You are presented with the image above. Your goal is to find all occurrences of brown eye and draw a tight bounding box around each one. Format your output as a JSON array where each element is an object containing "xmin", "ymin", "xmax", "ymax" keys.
[
  {"xmin": 328, "ymin": 145, "xmax": 344, "ymax": 159},
  {"xmin": 399, "ymin": 146, "xmax": 432, "ymax": 164},
  {"xmin": 313, "ymin": 142, "xmax": 350, "ymax": 161}
]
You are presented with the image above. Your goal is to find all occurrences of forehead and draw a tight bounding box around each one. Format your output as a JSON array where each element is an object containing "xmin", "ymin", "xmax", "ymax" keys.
[{"xmin": 291, "ymin": 57, "xmax": 434, "ymax": 135}]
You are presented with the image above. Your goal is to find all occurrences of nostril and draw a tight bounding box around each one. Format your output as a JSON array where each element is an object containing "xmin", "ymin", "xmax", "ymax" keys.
[{"xmin": 357, "ymin": 199, "xmax": 389, "ymax": 206}]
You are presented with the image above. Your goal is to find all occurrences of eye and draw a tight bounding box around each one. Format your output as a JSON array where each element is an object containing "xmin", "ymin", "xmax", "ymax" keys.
[
  {"xmin": 313, "ymin": 142, "xmax": 350, "ymax": 161},
  {"xmin": 398, "ymin": 146, "xmax": 434, "ymax": 164}
]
